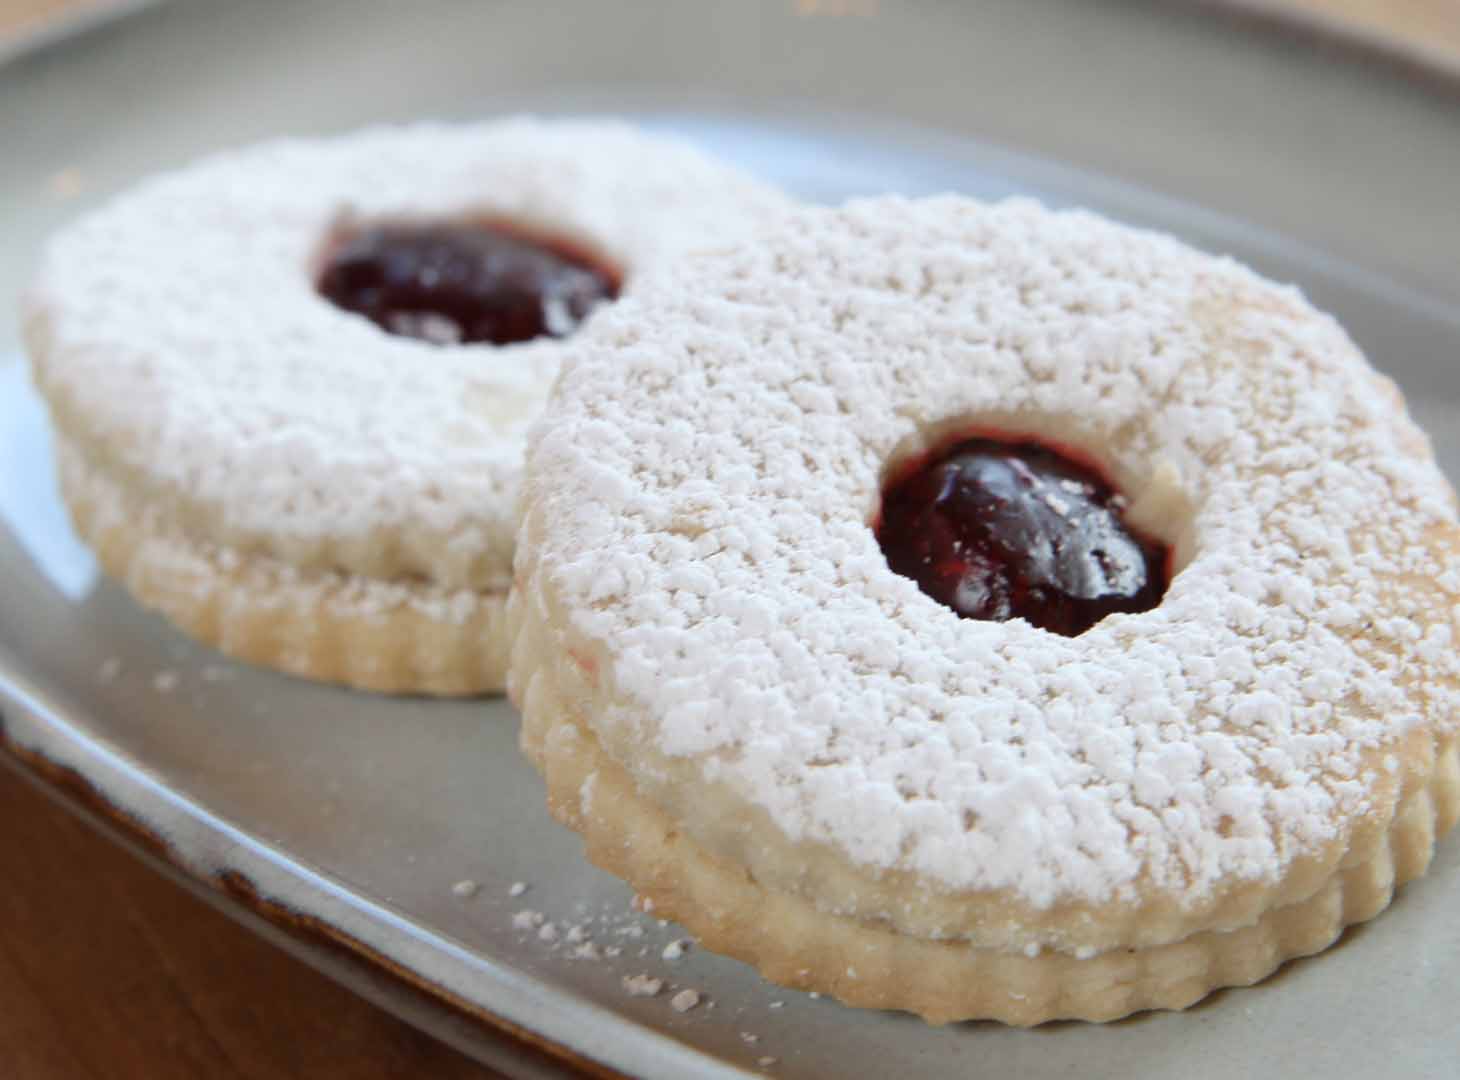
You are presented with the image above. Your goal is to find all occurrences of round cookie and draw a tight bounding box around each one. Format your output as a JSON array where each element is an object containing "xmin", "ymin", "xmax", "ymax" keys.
[
  {"xmin": 24, "ymin": 119, "xmax": 790, "ymax": 695},
  {"xmin": 509, "ymin": 195, "xmax": 1460, "ymax": 1023}
]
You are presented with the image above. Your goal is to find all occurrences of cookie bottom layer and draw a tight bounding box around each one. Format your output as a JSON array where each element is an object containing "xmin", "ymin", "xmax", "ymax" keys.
[
  {"xmin": 58, "ymin": 439, "xmax": 511, "ymax": 696},
  {"xmin": 513, "ymin": 629, "xmax": 1460, "ymax": 1025}
]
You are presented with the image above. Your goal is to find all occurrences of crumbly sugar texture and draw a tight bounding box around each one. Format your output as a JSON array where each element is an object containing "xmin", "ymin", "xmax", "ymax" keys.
[
  {"xmin": 25, "ymin": 119, "xmax": 790, "ymax": 694},
  {"xmin": 509, "ymin": 195, "xmax": 1460, "ymax": 1021}
]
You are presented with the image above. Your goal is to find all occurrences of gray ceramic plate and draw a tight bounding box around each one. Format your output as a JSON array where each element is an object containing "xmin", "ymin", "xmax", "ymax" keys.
[{"xmin": 3, "ymin": 2, "xmax": 1459, "ymax": 1077}]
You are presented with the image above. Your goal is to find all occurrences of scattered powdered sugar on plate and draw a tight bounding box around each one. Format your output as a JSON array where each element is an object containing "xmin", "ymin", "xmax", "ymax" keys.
[
  {"xmin": 507, "ymin": 898, "xmax": 663, "ymax": 966},
  {"xmin": 502, "ymin": 898, "xmax": 765, "ymax": 1040}
]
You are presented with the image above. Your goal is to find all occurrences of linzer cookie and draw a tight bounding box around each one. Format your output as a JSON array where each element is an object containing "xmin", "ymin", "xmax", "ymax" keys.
[
  {"xmin": 508, "ymin": 195, "xmax": 1460, "ymax": 1023},
  {"xmin": 24, "ymin": 120, "xmax": 789, "ymax": 695}
]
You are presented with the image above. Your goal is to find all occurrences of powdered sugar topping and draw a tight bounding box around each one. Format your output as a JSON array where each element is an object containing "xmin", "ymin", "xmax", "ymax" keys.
[
  {"xmin": 26, "ymin": 119, "xmax": 788, "ymax": 591},
  {"xmin": 522, "ymin": 195, "xmax": 1460, "ymax": 908}
]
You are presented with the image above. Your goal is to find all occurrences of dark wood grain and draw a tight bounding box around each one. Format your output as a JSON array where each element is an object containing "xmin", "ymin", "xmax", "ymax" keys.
[{"xmin": 0, "ymin": 768, "xmax": 501, "ymax": 1079}]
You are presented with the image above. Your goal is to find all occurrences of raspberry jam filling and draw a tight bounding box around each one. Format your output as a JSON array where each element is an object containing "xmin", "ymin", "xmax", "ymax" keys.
[
  {"xmin": 317, "ymin": 222, "xmax": 620, "ymax": 346},
  {"xmin": 876, "ymin": 436, "xmax": 1169, "ymax": 636}
]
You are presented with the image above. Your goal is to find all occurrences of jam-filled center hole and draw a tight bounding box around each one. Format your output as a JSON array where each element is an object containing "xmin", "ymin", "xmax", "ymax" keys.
[
  {"xmin": 316, "ymin": 221, "xmax": 621, "ymax": 346},
  {"xmin": 875, "ymin": 435, "xmax": 1169, "ymax": 636}
]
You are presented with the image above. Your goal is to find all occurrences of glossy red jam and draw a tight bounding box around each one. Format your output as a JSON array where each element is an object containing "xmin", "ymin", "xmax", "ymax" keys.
[
  {"xmin": 876, "ymin": 437, "xmax": 1168, "ymax": 636},
  {"xmin": 317, "ymin": 222, "xmax": 620, "ymax": 346}
]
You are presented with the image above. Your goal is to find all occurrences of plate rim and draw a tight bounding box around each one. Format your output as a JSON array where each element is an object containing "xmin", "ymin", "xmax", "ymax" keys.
[{"xmin": 8, "ymin": 0, "xmax": 1460, "ymax": 93}]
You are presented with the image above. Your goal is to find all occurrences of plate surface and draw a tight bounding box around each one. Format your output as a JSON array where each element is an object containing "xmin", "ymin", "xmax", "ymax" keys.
[{"xmin": 3, "ymin": 2, "xmax": 1460, "ymax": 1077}]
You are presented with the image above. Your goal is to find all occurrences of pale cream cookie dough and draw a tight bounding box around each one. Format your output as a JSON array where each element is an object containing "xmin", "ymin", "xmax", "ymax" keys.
[
  {"xmin": 24, "ymin": 119, "xmax": 790, "ymax": 695},
  {"xmin": 509, "ymin": 195, "xmax": 1460, "ymax": 1023}
]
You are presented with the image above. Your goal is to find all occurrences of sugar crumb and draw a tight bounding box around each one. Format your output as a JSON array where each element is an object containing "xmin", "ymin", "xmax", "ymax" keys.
[
  {"xmin": 511, "ymin": 910, "xmax": 545, "ymax": 931},
  {"xmin": 622, "ymin": 974, "xmax": 664, "ymax": 998}
]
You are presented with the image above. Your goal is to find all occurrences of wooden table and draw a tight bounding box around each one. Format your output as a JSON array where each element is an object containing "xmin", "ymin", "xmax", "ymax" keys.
[
  {"xmin": 1, "ymin": 2, "xmax": 1456, "ymax": 1078},
  {"xmin": 0, "ymin": 768, "xmax": 499, "ymax": 1079}
]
